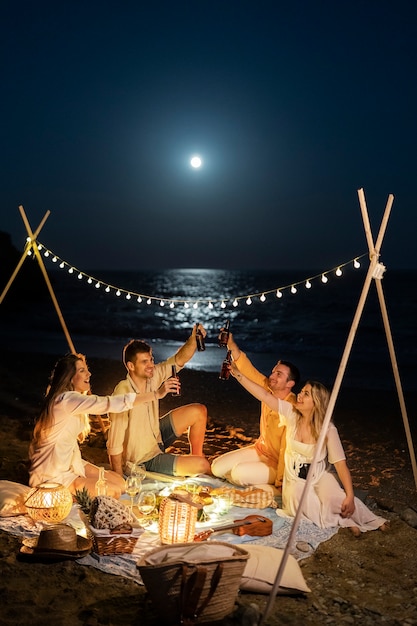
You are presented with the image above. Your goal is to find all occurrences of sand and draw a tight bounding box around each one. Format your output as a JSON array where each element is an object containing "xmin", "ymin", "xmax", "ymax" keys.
[{"xmin": 1, "ymin": 350, "xmax": 417, "ymax": 625}]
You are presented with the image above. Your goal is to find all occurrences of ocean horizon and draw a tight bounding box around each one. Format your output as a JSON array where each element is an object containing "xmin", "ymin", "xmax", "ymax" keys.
[{"xmin": 1, "ymin": 265, "xmax": 416, "ymax": 393}]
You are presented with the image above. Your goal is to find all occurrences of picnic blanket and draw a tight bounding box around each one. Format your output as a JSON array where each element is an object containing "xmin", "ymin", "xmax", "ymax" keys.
[{"xmin": 0, "ymin": 476, "xmax": 338, "ymax": 585}]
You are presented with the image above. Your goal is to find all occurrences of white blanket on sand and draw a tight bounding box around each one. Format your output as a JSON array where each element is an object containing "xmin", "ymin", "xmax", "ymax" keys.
[{"xmin": 0, "ymin": 476, "xmax": 338, "ymax": 585}]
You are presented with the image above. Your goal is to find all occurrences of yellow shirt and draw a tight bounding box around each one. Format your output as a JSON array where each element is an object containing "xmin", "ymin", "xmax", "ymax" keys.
[{"xmin": 235, "ymin": 351, "xmax": 296, "ymax": 487}]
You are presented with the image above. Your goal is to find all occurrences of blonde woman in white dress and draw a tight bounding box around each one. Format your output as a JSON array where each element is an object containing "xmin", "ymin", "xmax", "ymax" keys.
[{"xmin": 229, "ymin": 365, "xmax": 388, "ymax": 535}]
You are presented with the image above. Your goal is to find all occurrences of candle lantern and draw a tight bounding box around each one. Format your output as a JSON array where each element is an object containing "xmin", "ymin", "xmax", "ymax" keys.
[
  {"xmin": 158, "ymin": 494, "xmax": 201, "ymax": 544},
  {"xmin": 25, "ymin": 482, "xmax": 73, "ymax": 523}
]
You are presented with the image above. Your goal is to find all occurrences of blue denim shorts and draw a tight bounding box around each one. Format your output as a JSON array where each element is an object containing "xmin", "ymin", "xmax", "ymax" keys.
[{"xmin": 143, "ymin": 412, "xmax": 179, "ymax": 475}]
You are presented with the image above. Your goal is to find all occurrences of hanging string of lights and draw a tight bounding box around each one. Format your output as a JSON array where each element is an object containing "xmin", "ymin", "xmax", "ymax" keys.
[{"xmin": 28, "ymin": 239, "xmax": 366, "ymax": 310}]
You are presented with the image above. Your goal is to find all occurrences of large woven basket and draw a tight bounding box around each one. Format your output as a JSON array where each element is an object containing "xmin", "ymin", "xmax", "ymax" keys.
[{"xmin": 138, "ymin": 541, "xmax": 249, "ymax": 624}]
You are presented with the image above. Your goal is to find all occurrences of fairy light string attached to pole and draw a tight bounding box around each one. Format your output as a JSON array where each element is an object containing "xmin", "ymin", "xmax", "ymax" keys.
[{"xmin": 32, "ymin": 241, "xmax": 367, "ymax": 310}]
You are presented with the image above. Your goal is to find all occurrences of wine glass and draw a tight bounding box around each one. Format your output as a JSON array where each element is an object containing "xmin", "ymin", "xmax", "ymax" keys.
[
  {"xmin": 137, "ymin": 491, "xmax": 156, "ymax": 526},
  {"xmin": 131, "ymin": 462, "xmax": 147, "ymax": 483},
  {"xmin": 125, "ymin": 475, "xmax": 140, "ymax": 513}
]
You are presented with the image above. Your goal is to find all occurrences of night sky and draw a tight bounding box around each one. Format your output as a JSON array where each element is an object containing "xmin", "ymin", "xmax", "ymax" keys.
[{"xmin": 1, "ymin": 1, "xmax": 416, "ymax": 271}]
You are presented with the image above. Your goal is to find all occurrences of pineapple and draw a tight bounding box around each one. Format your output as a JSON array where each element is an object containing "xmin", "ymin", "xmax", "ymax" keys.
[{"xmin": 74, "ymin": 486, "xmax": 93, "ymax": 516}]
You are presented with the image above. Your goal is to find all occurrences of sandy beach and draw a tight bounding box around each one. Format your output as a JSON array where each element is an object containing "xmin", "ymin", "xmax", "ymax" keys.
[{"xmin": 1, "ymin": 349, "xmax": 417, "ymax": 625}]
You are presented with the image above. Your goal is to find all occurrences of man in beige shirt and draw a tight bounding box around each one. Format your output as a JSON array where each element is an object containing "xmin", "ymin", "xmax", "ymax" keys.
[{"xmin": 107, "ymin": 325, "xmax": 211, "ymax": 477}]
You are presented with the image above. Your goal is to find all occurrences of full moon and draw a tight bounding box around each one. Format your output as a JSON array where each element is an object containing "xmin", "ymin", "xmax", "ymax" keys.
[{"xmin": 190, "ymin": 155, "xmax": 202, "ymax": 168}]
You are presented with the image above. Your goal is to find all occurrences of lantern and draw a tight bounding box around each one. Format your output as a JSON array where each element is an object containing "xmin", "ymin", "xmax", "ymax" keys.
[
  {"xmin": 158, "ymin": 494, "xmax": 200, "ymax": 544},
  {"xmin": 25, "ymin": 482, "xmax": 73, "ymax": 523}
]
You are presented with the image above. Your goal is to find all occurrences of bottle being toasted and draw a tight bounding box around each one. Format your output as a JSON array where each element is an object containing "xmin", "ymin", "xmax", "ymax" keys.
[
  {"xmin": 218, "ymin": 320, "xmax": 230, "ymax": 348},
  {"xmin": 219, "ymin": 350, "xmax": 232, "ymax": 380},
  {"xmin": 195, "ymin": 323, "xmax": 205, "ymax": 352},
  {"xmin": 171, "ymin": 364, "xmax": 181, "ymax": 396},
  {"xmin": 95, "ymin": 466, "xmax": 108, "ymax": 496}
]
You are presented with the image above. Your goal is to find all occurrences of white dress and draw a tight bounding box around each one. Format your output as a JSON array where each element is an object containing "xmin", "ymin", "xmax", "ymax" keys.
[{"xmin": 277, "ymin": 399, "xmax": 386, "ymax": 532}]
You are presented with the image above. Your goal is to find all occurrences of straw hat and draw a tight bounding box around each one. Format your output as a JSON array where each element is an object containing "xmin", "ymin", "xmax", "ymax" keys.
[{"xmin": 20, "ymin": 524, "xmax": 92, "ymax": 560}]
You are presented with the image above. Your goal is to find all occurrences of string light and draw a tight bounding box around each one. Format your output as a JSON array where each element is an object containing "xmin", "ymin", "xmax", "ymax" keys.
[{"xmin": 35, "ymin": 240, "xmax": 366, "ymax": 310}]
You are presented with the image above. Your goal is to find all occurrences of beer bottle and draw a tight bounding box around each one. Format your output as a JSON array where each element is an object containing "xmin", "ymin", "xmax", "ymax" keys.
[
  {"xmin": 196, "ymin": 323, "xmax": 205, "ymax": 352},
  {"xmin": 95, "ymin": 466, "xmax": 108, "ymax": 496},
  {"xmin": 218, "ymin": 320, "xmax": 230, "ymax": 348},
  {"xmin": 171, "ymin": 364, "xmax": 181, "ymax": 396},
  {"xmin": 219, "ymin": 350, "xmax": 232, "ymax": 380}
]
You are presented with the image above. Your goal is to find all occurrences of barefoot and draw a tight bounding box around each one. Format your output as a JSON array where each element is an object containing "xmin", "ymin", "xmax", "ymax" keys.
[
  {"xmin": 350, "ymin": 526, "xmax": 361, "ymax": 537},
  {"xmin": 379, "ymin": 522, "xmax": 390, "ymax": 532}
]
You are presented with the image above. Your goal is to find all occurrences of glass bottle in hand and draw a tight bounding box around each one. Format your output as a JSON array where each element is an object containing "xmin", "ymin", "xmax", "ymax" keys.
[
  {"xmin": 219, "ymin": 350, "xmax": 232, "ymax": 380},
  {"xmin": 196, "ymin": 323, "xmax": 205, "ymax": 351},
  {"xmin": 171, "ymin": 365, "xmax": 181, "ymax": 396},
  {"xmin": 218, "ymin": 320, "xmax": 230, "ymax": 348}
]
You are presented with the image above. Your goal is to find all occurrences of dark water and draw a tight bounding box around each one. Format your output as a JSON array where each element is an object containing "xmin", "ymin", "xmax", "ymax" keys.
[{"xmin": 1, "ymin": 264, "xmax": 416, "ymax": 392}]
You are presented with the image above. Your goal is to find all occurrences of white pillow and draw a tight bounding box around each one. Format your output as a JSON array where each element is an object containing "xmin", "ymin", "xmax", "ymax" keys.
[
  {"xmin": 240, "ymin": 544, "xmax": 311, "ymax": 595},
  {"xmin": 0, "ymin": 480, "xmax": 30, "ymax": 517}
]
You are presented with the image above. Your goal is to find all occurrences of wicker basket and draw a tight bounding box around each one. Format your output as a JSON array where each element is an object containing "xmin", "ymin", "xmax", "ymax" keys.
[
  {"xmin": 138, "ymin": 541, "xmax": 249, "ymax": 624},
  {"xmin": 89, "ymin": 526, "xmax": 140, "ymax": 556},
  {"xmin": 159, "ymin": 494, "xmax": 198, "ymax": 544}
]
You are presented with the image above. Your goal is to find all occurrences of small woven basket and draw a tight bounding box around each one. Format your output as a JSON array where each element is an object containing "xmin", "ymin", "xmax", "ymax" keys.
[
  {"xmin": 138, "ymin": 541, "xmax": 249, "ymax": 624},
  {"xmin": 25, "ymin": 482, "xmax": 73, "ymax": 523},
  {"xmin": 159, "ymin": 495, "xmax": 198, "ymax": 544},
  {"xmin": 88, "ymin": 526, "xmax": 139, "ymax": 555}
]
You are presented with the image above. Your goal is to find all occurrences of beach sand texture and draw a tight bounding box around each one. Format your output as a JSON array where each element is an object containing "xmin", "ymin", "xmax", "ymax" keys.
[{"xmin": 1, "ymin": 351, "xmax": 417, "ymax": 625}]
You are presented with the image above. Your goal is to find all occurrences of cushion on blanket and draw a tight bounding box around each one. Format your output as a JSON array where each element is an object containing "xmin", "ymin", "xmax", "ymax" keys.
[
  {"xmin": 240, "ymin": 544, "xmax": 311, "ymax": 595},
  {"xmin": 0, "ymin": 480, "xmax": 30, "ymax": 517}
]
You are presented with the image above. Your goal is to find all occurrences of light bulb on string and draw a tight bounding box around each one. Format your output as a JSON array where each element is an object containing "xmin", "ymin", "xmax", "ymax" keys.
[
  {"xmin": 246, "ymin": 297, "xmax": 252, "ymax": 305},
  {"xmin": 26, "ymin": 249, "xmax": 32, "ymax": 256},
  {"xmin": 146, "ymin": 298, "xmax": 151, "ymax": 305},
  {"xmin": 137, "ymin": 295, "xmax": 142, "ymax": 302},
  {"xmin": 336, "ymin": 267, "xmax": 342, "ymax": 277},
  {"xmin": 193, "ymin": 302, "xmax": 198, "ymax": 309},
  {"xmin": 221, "ymin": 301, "xmax": 226, "ymax": 309},
  {"xmin": 291, "ymin": 285, "xmax": 297, "ymax": 294},
  {"xmin": 321, "ymin": 274, "xmax": 328, "ymax": 283},
  {"xmin": 78, "ymin": 273, "xmax": 83, "ymax": 280},
  {"xmin": 208, "ymin": 302, "xmax": 213, "ymax": 309},
  {"xmin": 305, "ymin": 280, "xmax": 312, "ymax": 289},
  {"xmin": 184, "ymin": 302, "xmax": 189, "ymax": 309},
  {"xmin": 233, "ymin": 299, "xmax": 238, "ymax": 307},
  {"xmin": 260, "ymin": 294, "xmax": 266, "ymax": 302},
  {"xmin": 59, "ymin": 262, "xmax": 65, "ymax": 269},
  {"xmin": 116, "ymin": 290, "xmax": 121, "ymax": 296},
  {"xmin": 160, "ymin": 300, "xmax": 165, "ymax": 306},
  {"xmin": 52, "ymin": 256, "xmax": 57, "ymax": 262},
  {"xmin": 169, "ymin": 302, "xmax": 175, "ymax": 308},
  {"xmin": 354, "ymin": 259, "xmax": 361, "ymax": 269},
  {"xmin": 126, "ymin": 293, "xmax": 131, "ymax": 299},
  {"xmin": 88, "ymin": 278, "xmax": 92, "ymax": 284},
  {"xmin": 37, "ymin": 244, "xmax": 42, "ymax": 250},
  {"xmin": 106, "ymin": 286, "xmax": 111, "ymax": 293},
  {"xmin": 276, "ymin": 290, "xmax": 283, "ymax": 298},
  {"xmin": 95, "ymin": 282, "xmax": 100, "ymax": 289},
  {"xmin": 44, "ymin": 250, "xmax": 49, "ymax": 257},
  {"xmin": 68, "ymin": 267, "xmax": 74, "ymax": 274}
]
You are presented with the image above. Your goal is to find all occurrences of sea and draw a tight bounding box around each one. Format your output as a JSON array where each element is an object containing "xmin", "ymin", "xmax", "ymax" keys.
[{"xmin": 1, "ymin": 264, "xmax": 416, "ymax": 393}]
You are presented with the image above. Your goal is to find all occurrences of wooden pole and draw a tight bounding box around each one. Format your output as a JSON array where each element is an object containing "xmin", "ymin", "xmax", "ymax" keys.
[
  {"xmin": 17, "ymin": 206, "xmax": 77, "ymax": 354},
  {"xmin": 260, "ymin": 189, "xmax": 397, "ymax": 624},
  {"xmin": 0, "ymin": 210, "xmax": 50, "ymax": 305}
]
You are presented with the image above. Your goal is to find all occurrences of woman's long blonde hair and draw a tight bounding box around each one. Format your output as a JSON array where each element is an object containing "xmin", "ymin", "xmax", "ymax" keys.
[
  {"xmin": 31, "ymin": 353, "xmax": 88, "ymax": 446},
  {"xmin": 295, "ymin": 380, "xmax": 330, "ymax": 441}
]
